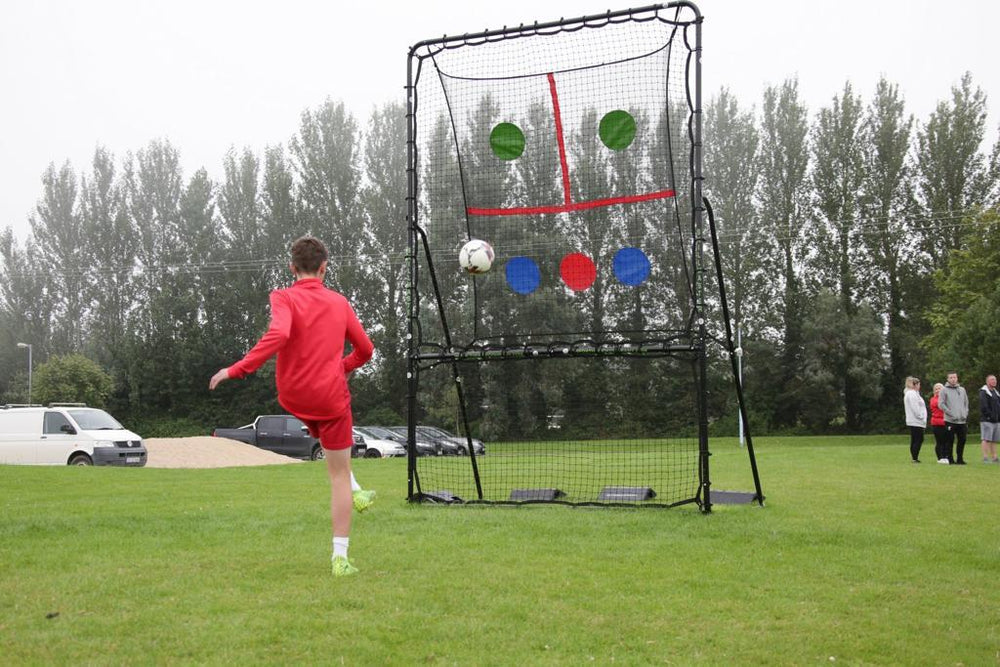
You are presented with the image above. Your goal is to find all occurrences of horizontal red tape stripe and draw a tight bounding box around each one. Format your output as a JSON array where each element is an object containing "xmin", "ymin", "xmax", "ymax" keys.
[{"xmin": 467, "ymin": 189, "xmax": 676, "ymax": 217}]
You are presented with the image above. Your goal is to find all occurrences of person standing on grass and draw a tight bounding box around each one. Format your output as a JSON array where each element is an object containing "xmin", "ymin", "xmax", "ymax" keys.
[
  {"xmin": 978, "ymin": 374, "xmax": 1000, "ymax": 464},
  {"xmin": 939, "ymin": 372, "xmax": 969, "ymax": 465},
  {"xmin": 209, "ymin": 235, "xmax": 375, "ymax": 576},
  {"xmin": 930, "ymin": 383, "xmax": 949, "ymax": 464},
  {"xmin": 903, "ymin": 376, "xmax": 927, "ymax": 463}
]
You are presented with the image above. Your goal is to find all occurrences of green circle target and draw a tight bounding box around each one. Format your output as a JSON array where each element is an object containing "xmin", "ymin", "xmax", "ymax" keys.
[
  {"xmin": 599, "ymin": 110, "xmax": 636, "ymax": 150},
  {"xmin": 490, "ymin": 122, "xmax": 525, "ymax": 160}
]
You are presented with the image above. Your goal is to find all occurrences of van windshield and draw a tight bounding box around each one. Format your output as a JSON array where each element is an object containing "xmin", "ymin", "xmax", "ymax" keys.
[{"xmin": 68, "ymin": 410, "xmax": 123, "ymax": 431}]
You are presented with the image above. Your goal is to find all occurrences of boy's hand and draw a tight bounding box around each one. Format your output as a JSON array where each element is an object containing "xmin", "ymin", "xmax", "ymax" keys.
[{"xmin": 209, "ymin": 368, "xmax": 231, "ymax": 390}]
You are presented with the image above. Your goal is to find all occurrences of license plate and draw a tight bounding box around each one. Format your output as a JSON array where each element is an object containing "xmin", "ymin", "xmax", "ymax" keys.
[{"xmin": 126, "ymin": 456, "xmax": 141, "ymax": 464}]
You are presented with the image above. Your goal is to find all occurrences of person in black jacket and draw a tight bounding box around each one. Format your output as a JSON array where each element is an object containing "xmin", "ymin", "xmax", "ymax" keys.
[{"xmin": 979, "ymin": 375, "xmax": 1000, "ymax": 464}]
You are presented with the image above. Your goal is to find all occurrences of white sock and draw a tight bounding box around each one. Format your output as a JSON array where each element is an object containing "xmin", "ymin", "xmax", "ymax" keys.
[
  {"xmin": 350, "ymin": 472, "xmax": 361, "ymax": 492},
  {"xmin": 333, "ymin": 537, "xmax": 349, "ymax": 559}
]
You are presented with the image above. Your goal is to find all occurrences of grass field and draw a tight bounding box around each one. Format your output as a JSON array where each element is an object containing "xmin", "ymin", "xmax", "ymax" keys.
[{"xmin": 2, "ymin": 435, "xmax": 998, "ymax": 664}]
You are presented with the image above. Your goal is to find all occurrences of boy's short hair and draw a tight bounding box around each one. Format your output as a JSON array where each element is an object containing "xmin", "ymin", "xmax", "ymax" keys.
[{"xmin": 291, "ymin": 236, "xmax": 328, "ymax": 273}]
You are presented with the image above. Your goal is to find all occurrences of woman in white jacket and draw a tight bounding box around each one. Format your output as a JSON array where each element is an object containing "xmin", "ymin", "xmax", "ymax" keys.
[{"xmin": 903, "ymin": 376, "xmax": 928, "ymax": 463}]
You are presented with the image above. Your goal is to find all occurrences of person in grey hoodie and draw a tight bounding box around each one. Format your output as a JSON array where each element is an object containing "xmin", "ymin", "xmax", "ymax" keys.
[{"xmin": 938, "ymin": 372, "xmax": 969, "ymax": 464}]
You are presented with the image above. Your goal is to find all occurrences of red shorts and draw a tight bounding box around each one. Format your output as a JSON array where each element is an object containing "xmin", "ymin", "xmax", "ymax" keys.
[{"xmin": 300, "ymin": 413, "xmax": 354, "ymax": 451}]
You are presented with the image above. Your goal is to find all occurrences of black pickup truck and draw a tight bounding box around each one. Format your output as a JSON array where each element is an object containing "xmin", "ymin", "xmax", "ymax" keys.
[{"xmin": 212, "ymin": 415, "xmax": 365, "ymax": 461}]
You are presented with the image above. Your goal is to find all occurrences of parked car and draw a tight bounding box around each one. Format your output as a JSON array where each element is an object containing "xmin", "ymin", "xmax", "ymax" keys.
[
  {"xmin": 213, "ymin": 415, "xmax": 366, "ymax": 461},
  {"xmin": 417, "ymin": 425, "xmax": 486, "ymax": 456},
  {"xmin": 352, "ymin": 427, "xmax": 405, "ymax": 458},
  {"xmin": 388, "ymin": 426, "xmax": 453, "ymax": 456},
  {"xmin": 362, "ymin": 425, "xmax": 438, "ymax": 456},
  {"xmin": 0, "ymin": 403, "xmax": 146, "ymax": 466},
  {"xmin": 411, "ymin": 426, "xmax": 463, "ymax": 456}
]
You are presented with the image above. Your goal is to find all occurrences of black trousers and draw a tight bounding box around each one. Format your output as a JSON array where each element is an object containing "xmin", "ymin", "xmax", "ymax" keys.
[
  {"xmin": 932, "ymin": 425, "xmax": 949, "ymax": 460},
  {"xmin": 945, "ymin": 422, "xmax": 968, "ymax": 463},
  {"xmin": 908, "ymin": 426, "xmax": 924, "ymax": 461}
]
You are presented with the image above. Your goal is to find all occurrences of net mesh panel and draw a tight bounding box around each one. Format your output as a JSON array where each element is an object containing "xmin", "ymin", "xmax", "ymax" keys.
[
  {"xmin": 408, "ymin": 5, "xmax": 703, "ymax": 507},
  {"xmin": 415, "ymin": 356, "xmax": 700, "ymax": 506}
]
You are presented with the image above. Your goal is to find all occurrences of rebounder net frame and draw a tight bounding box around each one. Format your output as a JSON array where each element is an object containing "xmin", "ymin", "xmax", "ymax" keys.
[{"xmin": 405, "ymin": 3, "xmax": 715, "ymax": 509}]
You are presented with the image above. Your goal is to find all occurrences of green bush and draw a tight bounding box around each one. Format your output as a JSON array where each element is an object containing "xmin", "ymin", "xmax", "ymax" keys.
[{"xmin": 33, "ymin": 354, "xmax": 113, "ymax": 407}]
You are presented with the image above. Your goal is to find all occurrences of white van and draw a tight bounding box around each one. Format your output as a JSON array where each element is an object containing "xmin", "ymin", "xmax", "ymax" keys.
[{"xmin": 0, "ymin": 404, "xmax": 147, "ymax": 466}]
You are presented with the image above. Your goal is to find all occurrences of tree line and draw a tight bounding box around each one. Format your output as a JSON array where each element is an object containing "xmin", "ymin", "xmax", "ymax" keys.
[
  {"xmin": 1, "ymin": 73, "xmax": 999, "ymax": 437},
  {"xmin": 707, "ymin": 73, "xmax": 999, "ymax": 433},
  {"xmin": 0, "ymin": 100, "xmax": 407, "ymax": 435}
]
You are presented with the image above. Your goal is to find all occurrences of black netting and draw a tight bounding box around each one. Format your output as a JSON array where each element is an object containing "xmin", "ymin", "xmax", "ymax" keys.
[
  {"xmin": 412, "ymin": 356, "xmax": 700, "ymax": 507},
  {"xmin": 407, "ymin": 5, "xmax": 705, "ymax": 507}
]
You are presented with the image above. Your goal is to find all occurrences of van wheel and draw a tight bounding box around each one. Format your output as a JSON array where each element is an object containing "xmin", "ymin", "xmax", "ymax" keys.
[
  {"xmin": 69, "ymin": 453, "xmax": 93, "ymax": 466},
  {"xmin": 364, "ymin": 449, "xmax": 382, "ymax": 458},
  {"xmin": 311, "ymin": 446, "xmax": 325, "ymax": 461}
]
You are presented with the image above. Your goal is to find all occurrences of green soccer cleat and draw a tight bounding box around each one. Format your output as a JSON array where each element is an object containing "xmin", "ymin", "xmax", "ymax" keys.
[
  {"xmin": 331, "ymin": 556, "xmax": 359, "ymax": 576},
  {"xmin": 353, "ymin": 489, "xmax": 376, "ymax": 513}
]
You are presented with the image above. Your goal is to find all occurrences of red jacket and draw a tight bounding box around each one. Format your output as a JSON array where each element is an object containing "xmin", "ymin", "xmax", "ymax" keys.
[
  {"xmin": 227, "ymin": 278, "xmax": 374, "ymax": 420},
  {"xmin": 929, "ymin": 394, "xmax": 945, "ymax": 427}
]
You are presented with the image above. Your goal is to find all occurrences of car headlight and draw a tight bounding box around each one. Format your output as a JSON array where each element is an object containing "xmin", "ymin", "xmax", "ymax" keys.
[{"xmin": 94, "ymin": 441, "xmax": 116, "ymax": 448}]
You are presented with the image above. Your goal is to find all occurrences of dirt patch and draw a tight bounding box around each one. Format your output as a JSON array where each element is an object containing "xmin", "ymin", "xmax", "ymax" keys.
[{"xmin": 143, "ymin": 436, "xmax": 304, "ymax": 468}]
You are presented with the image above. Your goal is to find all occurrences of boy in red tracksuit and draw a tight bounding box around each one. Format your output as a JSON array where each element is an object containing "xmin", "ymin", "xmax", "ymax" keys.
[{"xmin": 209, "ymin": 236, "xmax": 374, "ymax": 576}]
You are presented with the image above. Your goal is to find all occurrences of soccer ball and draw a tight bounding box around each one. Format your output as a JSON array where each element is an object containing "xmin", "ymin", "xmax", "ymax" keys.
[{"xmin": 459, "ymin": 239, "xmax": 495, "ymax": 274}]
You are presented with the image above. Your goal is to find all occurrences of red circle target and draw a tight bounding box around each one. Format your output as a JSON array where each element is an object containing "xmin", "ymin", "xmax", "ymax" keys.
[{"xmin": 559, "ymin": 253, "xmax": 596, "ymax": 291}]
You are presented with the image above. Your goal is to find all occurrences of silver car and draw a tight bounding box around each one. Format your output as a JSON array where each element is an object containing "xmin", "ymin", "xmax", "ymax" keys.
[{"xmin": 352, "ymin": 427, "xmax": 406, "ymax": 458}]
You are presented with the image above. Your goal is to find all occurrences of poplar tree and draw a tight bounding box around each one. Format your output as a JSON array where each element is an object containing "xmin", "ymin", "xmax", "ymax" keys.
[
  {"xmin": 358, "ymin": 102, "xmax": 408, "ymax": 419},
  {"xmin": 757, "ymin": 79, "xmax": 810, "ymax": 428},
  {"xmin": 703, "ymin": 88, "xmax": 765, "ymax": 334},
  {"xmin": 30, "ymin": 161, "xmax": 84, "ymax": 353},
  {"xmin": 290, "ymin": 99, "xmax": 362, "ymax": 302},
  {"xmin": 810, "ymin": 82, "xmax": 875, "ymax": 428},
  {"xmin": 123, "ymin": 139, "xmax": 185, "ymax": 412},
  {"xmin": 858, "ymin": 78, "xmax": 920, "ymax": 406},
  {"xmin": 216, "ymin": 148, "xmax": 270, "ymax": 351},
  {"xmin": 916, "ymin": 72, "xmax": 991, "ymax": 265},
  {"xmin": 79, "ymin": 147, "xmax": 137, "ymax": 372},
  {"xmin": 703, "ymin": 89, "xmax": 770, "ymax": 431}
]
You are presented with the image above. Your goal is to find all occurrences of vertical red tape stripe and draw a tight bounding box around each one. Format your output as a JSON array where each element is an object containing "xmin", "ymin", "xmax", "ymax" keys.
[{"xmin": 547, "ymin": 72, "xmax": 572, "ymax": 206}]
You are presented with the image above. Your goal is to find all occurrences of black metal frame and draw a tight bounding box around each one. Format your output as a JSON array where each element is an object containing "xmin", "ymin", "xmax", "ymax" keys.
[{"xmin": 404, "ymin": 2, "xmax": 762, "ymax": 511}]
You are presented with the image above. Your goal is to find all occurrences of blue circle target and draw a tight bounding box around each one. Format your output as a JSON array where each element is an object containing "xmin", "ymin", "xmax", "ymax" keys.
[
  {"xmin": 505, "ymin": 256, "xmax": 541, "ymax": 294},
  {"xmin": 613, "ymin": 247, "xmax": 651, "ymax": 286}
]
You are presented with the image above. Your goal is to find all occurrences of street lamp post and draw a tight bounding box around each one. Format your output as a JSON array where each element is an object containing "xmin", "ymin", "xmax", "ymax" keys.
[
  {"xmin": 16, "ymin": 342, "xmax": 32, "ymax": 405},
  {"xmin": 735, "ymin": 323, "xmax": 744, "ymax": 448}
]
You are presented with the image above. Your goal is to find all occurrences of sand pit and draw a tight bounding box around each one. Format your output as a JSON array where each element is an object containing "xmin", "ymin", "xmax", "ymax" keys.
[{"xmin": 143, "ymin": 436, "xmax": 304, "ymax": 468}]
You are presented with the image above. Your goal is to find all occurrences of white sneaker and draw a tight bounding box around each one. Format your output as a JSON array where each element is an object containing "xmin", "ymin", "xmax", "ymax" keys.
[{"xmin": 937, "ymin": 458, "xmax": 950, "ymax": 464}]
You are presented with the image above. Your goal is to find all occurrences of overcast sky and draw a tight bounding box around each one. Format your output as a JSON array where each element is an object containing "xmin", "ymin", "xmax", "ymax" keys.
[{"xmin": 1, "ymin": 0, "xmax": 997, "ymax": 242}]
